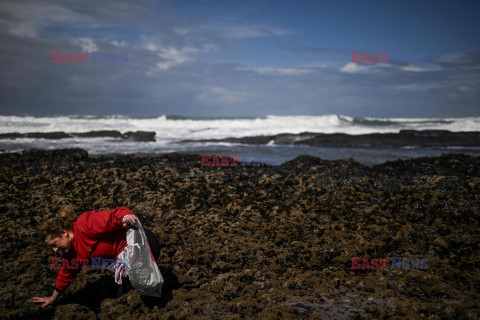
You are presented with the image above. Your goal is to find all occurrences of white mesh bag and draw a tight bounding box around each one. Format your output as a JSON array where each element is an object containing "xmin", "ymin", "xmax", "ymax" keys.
[{"xmin": 116, "ymin": 219, "xmax": 164, "ymax": 297}]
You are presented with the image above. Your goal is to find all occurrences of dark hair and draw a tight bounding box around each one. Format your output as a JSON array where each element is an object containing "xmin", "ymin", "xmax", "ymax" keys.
[{"xmin": 40, "ymin": 206, "xmax": 77, "ymax": 239}]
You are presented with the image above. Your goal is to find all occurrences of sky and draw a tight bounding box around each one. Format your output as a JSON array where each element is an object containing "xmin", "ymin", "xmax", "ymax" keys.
[{"xmin": 0, "ymin": 0, "xmax": 479, "ymax": 118}]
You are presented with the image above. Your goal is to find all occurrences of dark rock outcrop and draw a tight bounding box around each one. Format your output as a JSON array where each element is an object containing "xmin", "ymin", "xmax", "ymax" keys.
[
  {"xmin": 0, "ymin": 130, "xmax": 156, "ymax": 142},
  {"xmin": 182, "ymin": 130, "xmax": 480, "ymax": 148},
  {"xmin": 122, "ymin": 131, "xmax": 156, "ymax": 142}
]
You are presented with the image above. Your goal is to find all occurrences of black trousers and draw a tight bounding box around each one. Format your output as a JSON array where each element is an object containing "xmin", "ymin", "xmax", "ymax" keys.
[{"xmin": 144, "ymin": 227, "xmax": 160, "ymax": 262}]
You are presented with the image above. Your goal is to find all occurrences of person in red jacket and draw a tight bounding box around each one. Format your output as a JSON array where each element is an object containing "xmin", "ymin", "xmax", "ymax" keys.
[{"xmin": 33, "ymin": 206, "xmax": 160, "ymax": 308}]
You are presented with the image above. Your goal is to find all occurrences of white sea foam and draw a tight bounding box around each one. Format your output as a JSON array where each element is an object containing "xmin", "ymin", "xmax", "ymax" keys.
[
  {"xmin": 2, "ymin": 114, "xmax": 479, "ymax": 138},
  {"xmin": 1, "ymin": 114, "xmax": 479, "ymax": 155}
]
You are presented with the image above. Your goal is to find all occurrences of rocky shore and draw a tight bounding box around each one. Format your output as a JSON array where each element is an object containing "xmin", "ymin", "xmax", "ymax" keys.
[{"xmin": 0, "ymin": 148, "xmax": 479, "ymax": 319}]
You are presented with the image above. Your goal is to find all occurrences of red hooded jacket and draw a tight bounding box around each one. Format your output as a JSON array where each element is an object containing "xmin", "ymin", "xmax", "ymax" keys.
[{"xmin": 55, "ymin": 207, "xmax": 136, "ymax": 293}]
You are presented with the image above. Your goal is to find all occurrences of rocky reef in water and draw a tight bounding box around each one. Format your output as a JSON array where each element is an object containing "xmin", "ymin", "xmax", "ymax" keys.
[
  {"xmin": 0, "ymin": 148, "xmax": 479, "ymax": 319},
  {"xmin": 0, "ymin": 130, "xmax": 156, "ymax": 141},
  {"xmin": 182, "ymin": 129, "xmax": 480, "ymax": 148}
]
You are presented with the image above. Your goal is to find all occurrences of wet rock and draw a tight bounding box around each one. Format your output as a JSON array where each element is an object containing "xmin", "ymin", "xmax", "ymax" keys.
[
  {"xmin": 75, "ymin": 130, "xmax": 123, "ymax": 138},
  {"xmin": 53, "ymin": 304, "xmax": 96, "ymax": 319},
  {"xmin": 387, "ymin": 282, "xmax": 396, "ymax": 290},
  {"xmin": 0, "ymin": 130, "xmax": 156, "ymax": 142},
  {"xmin": 0, "ymin": 132, "xmax": 73, "ymax": 139},
  {"xmin": 122, "ymin": 131, "xmax": 156, "ymax": 142},
  {"xmin": 180, "ymin": 130, "xmax": 480, "ymax": 148}
]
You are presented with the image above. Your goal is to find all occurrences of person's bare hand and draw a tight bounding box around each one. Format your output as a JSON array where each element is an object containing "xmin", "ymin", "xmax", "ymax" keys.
[
  {"xmin": 33, "ymin": 296, "xmax": 55, "ymax": 308},
  {"xmin": 122, "ymin": 215, "xmax": 136, "ymax": 228}
]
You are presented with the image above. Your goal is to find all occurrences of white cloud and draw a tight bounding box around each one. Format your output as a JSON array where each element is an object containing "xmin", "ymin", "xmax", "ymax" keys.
[
  {"xmin": 155, "ymin": 47, "xmax": 198, "ymax": 70},
  {"xmin": 109, "ymin": 40, "xmax": 129, "ymax": 47},
  {"xmin": 399, "ymin": 65, "xmax": 425, "ymax": 72},
  {"xmin": 205, "ymin": 24, "xmax": 292, "ymax": 39},
  {"xmin": 398, "ymin": 63, "xmax": 443, "ymax": 72},
  {"xmin": 142, "ymin": 36, "xmax": 219, "ymax": 72},
  {"xmin": 393, "ymin": 82, "xmax": 451, "ymax": 91},
  {"xmin": 301, "ymin": 62, "xmax": 327, "ymax": 68},
  {"xmin": 174, "ymin": 28, "xmax": 189, "ymax": 35},
  {"xmin": 71, "ymin": 37, "xmax": 98, "ymax": 53},
  {"xmin": 239, "ymin": 67, "xmax": 312, "ymax": 76},
  {"xmin": 143, "ymin": 43, "xmax": 198, "ymax": 70},
  {"xmin": 340, "ymin": 62, "xmax": 371, "ymax": 74},
  {"xmin": 340, "ymin": 62, "xmax": 409, "ymax": 73}
]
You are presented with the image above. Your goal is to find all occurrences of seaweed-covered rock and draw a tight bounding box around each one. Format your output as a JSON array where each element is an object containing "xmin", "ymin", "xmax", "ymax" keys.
[{"xmin": 0, "ymin": 149, "xmax": 479, "ymax": 319}]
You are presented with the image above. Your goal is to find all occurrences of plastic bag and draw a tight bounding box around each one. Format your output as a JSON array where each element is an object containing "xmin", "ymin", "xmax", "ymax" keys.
[{"xmin": 116, "ymin": 219, "xmax": 164, "ymax": 297}]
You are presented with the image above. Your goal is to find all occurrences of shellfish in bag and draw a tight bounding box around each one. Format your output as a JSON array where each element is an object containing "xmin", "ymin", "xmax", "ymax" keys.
[{"xmin": 117, "ymin": 219, "xmax": 164, "ymax": 297}]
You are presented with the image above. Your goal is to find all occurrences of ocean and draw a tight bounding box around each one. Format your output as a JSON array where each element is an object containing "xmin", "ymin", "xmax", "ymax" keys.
[{"xmin": 1, "ymin": 114, "xmax": 480, "ymax": 166}]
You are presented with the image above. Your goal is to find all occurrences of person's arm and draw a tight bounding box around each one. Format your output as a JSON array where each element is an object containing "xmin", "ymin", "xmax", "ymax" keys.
[
  {"xmin": 33, "ymin": 256, "xmax": 80, "ymax": 308},
  {"xmin": 54, "ymin": 264, "xmax": 80, "ymax": 293},
  {"xmin": 33, "ymin": 289, "xmax": 60, "ymax": 308},
  {"xmin": 85, "ymin": 207, "xmax": 137, "ymax": 237}
]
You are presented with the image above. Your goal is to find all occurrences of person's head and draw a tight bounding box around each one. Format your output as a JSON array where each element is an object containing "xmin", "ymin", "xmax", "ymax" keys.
[{"xmin": 40, "ymin": 206, "xmax": 77, "ymax": 253}]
